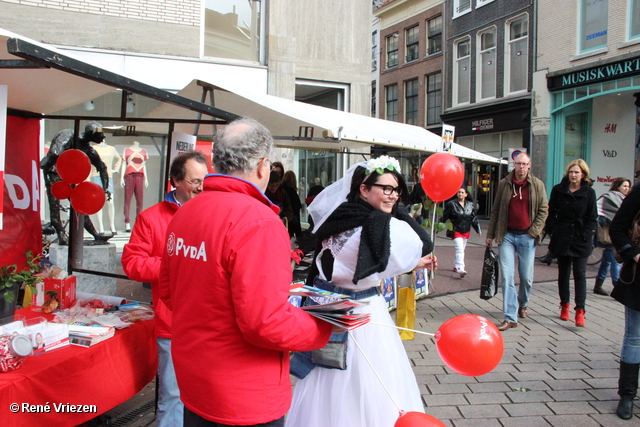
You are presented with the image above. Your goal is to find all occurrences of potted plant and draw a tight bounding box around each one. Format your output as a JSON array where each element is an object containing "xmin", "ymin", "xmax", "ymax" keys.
[{"xmin": 0, "ymin": 251, "xmax": 42, "ymax": 318}]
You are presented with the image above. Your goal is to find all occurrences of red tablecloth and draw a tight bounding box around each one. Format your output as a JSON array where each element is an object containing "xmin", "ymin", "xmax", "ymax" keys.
[{"xmin": 0, "ymin": 308, "xmax": 158, "ymax": 427}]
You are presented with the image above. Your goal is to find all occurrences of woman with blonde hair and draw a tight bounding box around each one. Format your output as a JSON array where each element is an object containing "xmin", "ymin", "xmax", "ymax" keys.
[{"xmin": 545, "ymin": 159, "xmax": 597, "ymax": 327}]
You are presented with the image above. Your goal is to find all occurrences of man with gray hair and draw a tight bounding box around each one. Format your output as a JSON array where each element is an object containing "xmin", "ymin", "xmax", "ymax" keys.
[{"xmin": 159, "ymin": 117, "xmax": 333, "ymax": 427}]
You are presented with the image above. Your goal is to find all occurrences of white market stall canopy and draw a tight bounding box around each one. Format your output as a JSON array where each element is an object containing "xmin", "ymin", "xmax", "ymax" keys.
[
  {"xmin": 140, "ymin": 79, "xmax": 504, "ymax": 164},
  {"xmin": 0, "ymin": 27, "xmax": 502, "ymax": 164}
]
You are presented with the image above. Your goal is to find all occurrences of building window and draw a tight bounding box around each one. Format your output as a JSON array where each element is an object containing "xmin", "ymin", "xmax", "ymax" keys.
[
  {"xmin": 386, "ymin": 84, "xmax": 398, "ymax": 122},
  {"xmin": 405, "ymin": 26, "xmax": 419, "ymax": 62},
  {"xmin": 478, "ymin": 28, "xmax": 496, "ymax": 100},
  {"xmin": 454, "ymin": 38, "xmax": 471, "ymax": 105},
  {"xmin": 405, "ymin": 79, "xmax": 419, "ymax": 125},
  {"xmin": 204, "ymin": 0, "xmax": 264, "ymax": 63},
  {"xmin": 371, "ymin": 80, "xmax": 377, "ymax": 118},
  {"xmin": 580, "ymin": 0, "xmax": 608, "ymax": 52},
  {"xmin": 453, "ymin": 0, "xmax": 471, "ymax": 18},
  {"xmin": 426, "ymin": 72, "xmax": 442, "ymax": 125},
  {"xmin": 631, "ymin": 0, "xmax": 640, "ymax": 40},
  {"xmin": 477, "ymin": 0, "xmax": 496, "ymax": 7},
  {"xmin": 506, "ymin": 15, "xmax": 528, "ymax": 94},
  {"xmin": 427, "ymin": 15, "xmax": 443, "ymax": 55},
  {"xmin": 372, "ymin": 31, "xmax": 378, "ymax": 71},
  {"xmin": 386, "ymin": 34, "xmax": 399, "ymax": 68}
]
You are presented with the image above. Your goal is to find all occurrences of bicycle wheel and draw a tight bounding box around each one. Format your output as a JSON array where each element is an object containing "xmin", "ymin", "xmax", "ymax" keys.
[{"xmin": 588, "ymin": 246, "xmax": 604, "ymax": 266}]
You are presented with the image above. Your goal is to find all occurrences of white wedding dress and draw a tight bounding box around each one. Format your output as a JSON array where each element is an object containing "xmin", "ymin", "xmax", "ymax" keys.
[{"xmin": 286, "ymin": 219, "xmax": 425, "ymax": 427}]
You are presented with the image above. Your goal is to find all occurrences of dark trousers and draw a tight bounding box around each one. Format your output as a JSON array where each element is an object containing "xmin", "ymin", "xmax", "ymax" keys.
[
  {"xmin": 184, "ymin": 407, "xmax": 284, "ymax": 427},
  {"xmin": 557, "ymin": 255, "xmax": 589, "ymax": 310}
]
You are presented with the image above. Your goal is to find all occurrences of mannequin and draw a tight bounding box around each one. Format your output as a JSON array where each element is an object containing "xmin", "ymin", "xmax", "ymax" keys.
[
  {"xmin": 91, "ymin": 139, "xmax": 122, "ymax": 234},
  {"xmin": 121, "ymin": 141, "xmax": 149, "ymax": 232}
]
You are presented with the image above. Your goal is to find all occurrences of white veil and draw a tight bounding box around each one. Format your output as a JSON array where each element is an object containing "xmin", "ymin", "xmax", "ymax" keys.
[{"xmin": 308, "ymin": 162, "xmax": 367, "ymax": 232}]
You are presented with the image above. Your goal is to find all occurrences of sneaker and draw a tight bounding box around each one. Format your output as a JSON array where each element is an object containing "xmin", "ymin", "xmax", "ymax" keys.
[{"xmin": 459, "ymin": 270, "xmax": 467, "ymax": 278}]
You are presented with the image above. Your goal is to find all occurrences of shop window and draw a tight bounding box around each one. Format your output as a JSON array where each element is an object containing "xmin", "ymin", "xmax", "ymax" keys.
[
  {"xmin": 505, "ymin": 15, "xmax": 528, "ymax": 95},
  {"xmin": 203, "ymin": 0, "xmax": 264, "ymax": 64},
  {"xmin": 426, "ymin": 72, "xmax": 442, "ymax": 125},
  {"xmin": 427, "ymin": 15, "xmax": 443, "ymax": 55},
  {"xmin": 405, "ymin": 26, "xmax": 419, "ymax": 62},
  {"xmin": 454, "ymin": 38, "xmax": 471, "ymax": 106},
  {"xmin": 478, "ymin": 27, "xmax": 496, "ymax": 100},
  {"xmin": 453, "ymin": 0, "xmax": 471, "ymax": 18},
  {"xmin": 579, "ymin": 0, "xmax": 608, "ymax": 52},
  {"xmin": 386, "ymin": 84, "xmax": 398, "ymax": 122},
  {"xmin": 405, "ymin": 79, "xmax": 419, "ymax": 125},
  {"xmin": 631, "ymin": 0, "xmax": 640, "ymax": 40},
  {"xmin": 386, "ymin": 34, "xmax": 399, "ymax": 68}
]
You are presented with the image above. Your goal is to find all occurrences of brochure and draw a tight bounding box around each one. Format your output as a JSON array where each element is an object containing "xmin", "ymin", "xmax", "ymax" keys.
[{"xmin": 301, "ymin": 299, "xmax": 370, "ymax": 330}]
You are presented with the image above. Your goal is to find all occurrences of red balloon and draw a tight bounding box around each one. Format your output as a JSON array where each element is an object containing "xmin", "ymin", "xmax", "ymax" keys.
[
  {"xmin": 395, "ymin": 411, "xmax": 446, "ymax": 427},
  {"xmin": 51, "ymin": 181, "xmax": 73, "ymax": 200},
  {"xmin": 57, "ymin": 149, "xmax": 92, "ymax": 184},
  {"xmin": 70, "ymin": 182, "xmax": 105, "ymax": 215},
  {"xmin": 435, "ymin": 314, "xmax": 504, "ymax": 377},
  {"xmin": 420, "ymin": 153, "xmax": 464, "ymax": 202}
]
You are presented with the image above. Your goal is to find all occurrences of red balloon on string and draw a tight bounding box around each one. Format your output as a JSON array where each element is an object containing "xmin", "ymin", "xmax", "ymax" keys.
[
  {"xmin": 435, "ymin": 314, "xmax": 504, "ymax": 377},
  {"xmin": 419, "ymin": 153, "xmax": 464, "ymax": 202},
  {"xmin": 51, "ymin": 181, "xmax": 73, "ymax": 200},
  {"xmin": 57, "ymin": 149, "xmax": 92, "ymax": 184},
  {"xmin": 395, "ymin": 411, "xmax": 446, "ymax": 427},
  {"xmin": 70, "ymin": 182, "xmax": 105, "ymax": 215}
]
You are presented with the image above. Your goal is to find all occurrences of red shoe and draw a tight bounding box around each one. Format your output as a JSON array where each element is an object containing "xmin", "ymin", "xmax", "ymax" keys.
[
  {"xmin": 575, "ymin": 309, "xmax": 585, "ymax": 327},
  {"xmin": 560, "ymin": 303, "xmax": 570, "ymax": 321}
]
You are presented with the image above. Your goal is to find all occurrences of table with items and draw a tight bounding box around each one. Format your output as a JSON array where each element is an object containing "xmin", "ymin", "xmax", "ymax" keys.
[{"xmin": 0, "ymin": 307, "xmax": 157, "ymax": 427}]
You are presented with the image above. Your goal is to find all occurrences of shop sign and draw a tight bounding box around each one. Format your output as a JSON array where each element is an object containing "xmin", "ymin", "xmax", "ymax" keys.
[
  {"xmin": 548, "ymin": 57, "xmax": 640, "ymax": 90},
  {"xmin": 471, "ymin": 118, "xmax": 493, "ymax": 131}
]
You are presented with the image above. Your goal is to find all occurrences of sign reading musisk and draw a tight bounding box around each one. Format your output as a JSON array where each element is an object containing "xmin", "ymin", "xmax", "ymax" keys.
[{"xmin": 548, "ymin": 56, "xmax": 640, "ymax": 90}]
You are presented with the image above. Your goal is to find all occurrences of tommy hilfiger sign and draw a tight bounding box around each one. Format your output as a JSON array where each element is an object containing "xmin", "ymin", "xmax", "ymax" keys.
[{"xmin": 548, "ymin": 56, "xmax": 640, "ymax": 91}]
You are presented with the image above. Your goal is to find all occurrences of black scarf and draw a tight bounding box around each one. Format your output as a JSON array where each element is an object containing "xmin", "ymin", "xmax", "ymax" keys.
[{"xmin": 312, "ymin": 198, "xmax": 392, "ymax": 285}]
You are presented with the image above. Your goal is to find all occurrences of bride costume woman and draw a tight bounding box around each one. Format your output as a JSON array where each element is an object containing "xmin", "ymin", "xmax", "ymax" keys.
[{"xmin": 287, "ymin": 156, "xmax": 437, "ymax": 427}]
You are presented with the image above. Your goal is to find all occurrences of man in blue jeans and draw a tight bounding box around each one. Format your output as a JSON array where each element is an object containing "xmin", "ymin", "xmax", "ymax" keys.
[{"xmin": 486, "ymin": 153, "xmax": 548, "ymax": 331}]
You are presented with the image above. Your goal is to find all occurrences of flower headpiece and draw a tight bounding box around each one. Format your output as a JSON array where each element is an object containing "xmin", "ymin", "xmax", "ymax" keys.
[{"xmin": 364, "ymin": 155, "xmax": 401, "ymax": 175}]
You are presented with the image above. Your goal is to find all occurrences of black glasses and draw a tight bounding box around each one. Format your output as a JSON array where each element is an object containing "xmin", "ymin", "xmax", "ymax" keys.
[
  {"xmin": 371, "ymin": 184, "xmax": 403, "ymax": 196},
  {"xmin": 185, "ymin": 179, "xmax": 204, "ymax": 188}
]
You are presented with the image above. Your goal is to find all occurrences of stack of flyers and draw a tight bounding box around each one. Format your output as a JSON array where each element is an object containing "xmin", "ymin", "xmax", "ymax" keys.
[
  {"xmin": 289, "ymin": 284, "xmax": 350, "ymax": 299},
  {"xmin": 301, "ymin": 299, "xmax": 370, "ymax": 330}
]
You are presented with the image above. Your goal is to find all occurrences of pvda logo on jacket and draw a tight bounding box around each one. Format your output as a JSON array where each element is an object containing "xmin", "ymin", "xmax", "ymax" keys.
[{"xmin": 167, "ymin": 232, "xmax": 207, "ymax": 261}]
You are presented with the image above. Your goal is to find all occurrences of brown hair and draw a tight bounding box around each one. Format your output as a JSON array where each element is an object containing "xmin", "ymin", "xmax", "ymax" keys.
[
  {"xmin": 610, "ymin": 177, "xmax": 631, "ymax": 192},
  {"xmin": 282, "ymin": 170, "xmax": 298, "ymax": 191}
]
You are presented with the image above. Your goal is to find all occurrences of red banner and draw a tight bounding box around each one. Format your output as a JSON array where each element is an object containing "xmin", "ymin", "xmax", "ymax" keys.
[{"xmin": 0, "ymin": 116, "xmax": 42, "ymax": 270}]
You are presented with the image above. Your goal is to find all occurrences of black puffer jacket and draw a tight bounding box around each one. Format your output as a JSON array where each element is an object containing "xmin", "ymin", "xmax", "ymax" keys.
[
  {"xmin": 441, "ymin": 200, "xmax": 481, "ymax": 234},
  {"xmin": 610, "ymin": 181, "xmax": 640, "ymax": 311},
  {"xmin": 545, "ymin": 177, "xmax": 597, "ymax": 258}
]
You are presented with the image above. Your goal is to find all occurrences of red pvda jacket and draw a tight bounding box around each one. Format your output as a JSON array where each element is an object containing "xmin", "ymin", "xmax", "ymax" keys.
[{"xmin": 159, "ymin": 175, "xmax": 332, "ymax": 425}]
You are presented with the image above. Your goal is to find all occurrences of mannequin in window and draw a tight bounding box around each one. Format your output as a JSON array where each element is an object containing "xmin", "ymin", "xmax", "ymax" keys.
[
  {"xmin": 121, "ymin": 141, "xmax": 149, "ymax": 232},
  {"xmin": 91, "ymin": 138, "xmax": 122, "ymax": 235}
]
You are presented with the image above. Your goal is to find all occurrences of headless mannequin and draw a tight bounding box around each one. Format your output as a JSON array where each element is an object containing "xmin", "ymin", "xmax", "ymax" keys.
[
  {"xmin": 121, "ymin": 141, "xmax": 149, "ymax": 232},
  {"xmin": 91, "ymin": 139, "xmax": 122, "ymax": 234}
]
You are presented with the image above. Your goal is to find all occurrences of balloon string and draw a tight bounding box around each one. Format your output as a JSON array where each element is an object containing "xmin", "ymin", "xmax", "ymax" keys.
[
  {"xmin": 348, "ymin": 331, "xmax": 402, "ymax": 413},
  {"xmin": 369, "ymin": 321, "xmax": 436, "ymax": 337}
]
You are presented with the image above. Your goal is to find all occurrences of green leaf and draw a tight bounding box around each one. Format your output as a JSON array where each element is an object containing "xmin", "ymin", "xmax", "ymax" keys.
[
  {"xmin": 3, "ymin": 291, "xmax": 15, "ymax": 304},
  {"xmin": 435, "ymin": 206, "xmax": 444, "ymax": 216},
  {"xmin": 376, "ymin": 167, "xmax": 384, "ymax": 175}
]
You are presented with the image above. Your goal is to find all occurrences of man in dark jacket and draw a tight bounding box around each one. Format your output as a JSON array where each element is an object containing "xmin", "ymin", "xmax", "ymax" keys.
[{"xmin": 486, "ymin": 153, "xmax": 548, "ymax": 331}]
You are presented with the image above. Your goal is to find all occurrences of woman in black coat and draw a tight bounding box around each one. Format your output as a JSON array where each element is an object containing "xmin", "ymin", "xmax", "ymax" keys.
[
  {"xmin": 440, "ymin": 187, "xmax": 481, "ymax": 278},
  {"xmin": 545, "ymin": 159, "xmax": 597, "ymax": 327},
  {"xmin": 609, "ymin": 181, "xmax": 640, "ymax": 419}
]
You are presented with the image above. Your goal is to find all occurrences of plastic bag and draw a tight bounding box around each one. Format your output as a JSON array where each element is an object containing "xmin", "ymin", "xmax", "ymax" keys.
[
  {"xmin": 480, "ymin": 245, "xmax": 499, "ymax": 300},
  {"xmin": 396, "ymin": 287, "xmax": 416, "ymax": 340}
]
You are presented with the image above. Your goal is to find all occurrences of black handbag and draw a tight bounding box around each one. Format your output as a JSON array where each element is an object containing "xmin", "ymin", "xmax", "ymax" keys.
[
  {"xmin": 480, "ymin": 245, "xmax": 499, "ymax": 300},
  {"xmin": 446, "ymin": 228, "xmax": 454, "ymax": 239}
]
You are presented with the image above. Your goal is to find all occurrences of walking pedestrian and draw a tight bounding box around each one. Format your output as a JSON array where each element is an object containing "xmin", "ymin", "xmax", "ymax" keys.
[
  {"xmin": 486, "ymin": 152, "xmax": 548, "ymax": 331},
  {"xmin": 441, "ymin": 187, "xmax": 481, "ymax": 278},
  {"xmin": 610, "ymin": 181, "xmax": 640, "ymax": 419},
  {"xmin": 545, "ymin": 159, "xmax": 597, "ymax": 327},
  {"xmin": 594, "ymin": 177, "xmax": 631, "ymax": 295}
]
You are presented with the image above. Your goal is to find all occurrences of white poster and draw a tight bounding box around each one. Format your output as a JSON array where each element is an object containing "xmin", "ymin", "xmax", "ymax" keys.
[
  {"xmin": 0, "ymin": 85, "xmax": 7, "ymax": 230},
  {"xmin": 442, "ymin": 124, "xmax": 455, "ymax": 152},
  {"xmin": 169, "ymin": 131, "xmax": 197, "ymax": 166},
  {"xmin": 508, "ymin": 148, "xmax": 527, "ymax": 172}
]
